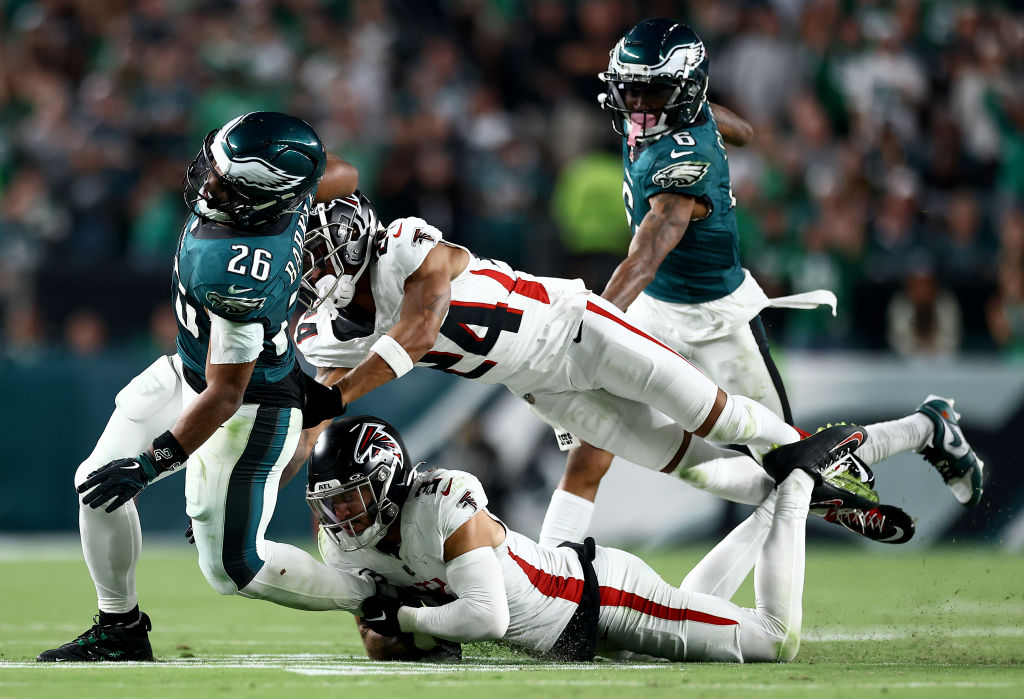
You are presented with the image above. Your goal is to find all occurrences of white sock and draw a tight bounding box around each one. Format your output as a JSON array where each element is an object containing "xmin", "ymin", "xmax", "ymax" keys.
[
  {"xmin": 858, "ymin": 413, "xmax": 932, "ymax": 466},
  {"xmin": 239, "ymin": 541, "xmax": 366, "ymax": 610},
  {"xmin": 708, "ymin": 395, "xmax": 801, "ymax": 451},
  {"xmin": 538, "ymin": 489, "xmax": 595, "ymax": 547},
  {"xmin": 681, "ymin": 490, "xmax": 776, "ymax": 598},
  {"xmin": 80, "ymin": 498, "xmax": 142, "ymax": 614},
  {"xmin": 752, "ymin": 470, "xmax": 811, "ymax": 662},
  {"xmin": 675, "ymin": 436, "xmax": 775, "ymax": 505}
]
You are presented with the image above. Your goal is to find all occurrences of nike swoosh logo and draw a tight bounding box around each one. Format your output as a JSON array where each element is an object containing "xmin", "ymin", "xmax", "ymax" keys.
[
  {"xmin": 832, "ymin": 431, "xmax": 865, "ymax": 452},
  {"xmin": 879, "ymin": 527, "xmax": 905, "ymax": 543},
  {"xmin": 227, "ymin": 285, "xmax": 253, "ymax": 294},
  {"xmin": 363, "ymin": 613, "xmax": 387, "ymax": 623},
  {"xmin": 944, "ymin": 425, "xmax": 964, "ymax": 451},
  {"xmin": 124, "ymin": 464, "xmax": 140, "ymax": 470},
  {"xmin": 393, "ymin": 222, "xmax": 403, "ymax": 238},
  {"xmin": 670, "ymin": 150, "xmax": 693, "ymax": 158},
  {"xmin": 441, "ymin": 478, "xmax": 452, "ymax": 496}
]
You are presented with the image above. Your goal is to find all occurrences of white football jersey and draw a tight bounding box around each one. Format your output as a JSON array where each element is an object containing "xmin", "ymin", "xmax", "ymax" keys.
[
  {"xmin": 319, "ymin": 467, "xmax": 582, "ymax": 653},
  {"xmin": 318, "ymin": 468, "xmax": 487, "ymax": 608},
  {"xmin": 296, "ymin": 216, "xmax": 590, "ymax": 395}
]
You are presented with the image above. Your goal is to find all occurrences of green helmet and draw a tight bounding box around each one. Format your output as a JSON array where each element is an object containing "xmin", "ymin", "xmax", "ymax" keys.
[
  {"xmin": 183, "ymin": 111, "xmax": 327, "ymax": 228},
  {"xmin": 599, "ymin": 19, "xmax": 710, "ymax": 141}
]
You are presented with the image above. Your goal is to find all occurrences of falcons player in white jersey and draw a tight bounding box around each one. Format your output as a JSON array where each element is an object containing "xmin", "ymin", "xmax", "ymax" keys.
[
  {"xmin": 307, "ymin": 414, "xmax": 826, "ymax": 663},
  {"xmin": 290, "ymin": 194, "xmax": 978, "ymax": 544},
  {"xmin": 295, "ymin": 195, "xmax": 862, "ymax": 503}
]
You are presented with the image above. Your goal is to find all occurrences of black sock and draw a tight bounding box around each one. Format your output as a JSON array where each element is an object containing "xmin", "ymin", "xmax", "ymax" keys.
[{"xmin": 98, "ymin": 606, "xmax": 141, "ymax": 627}]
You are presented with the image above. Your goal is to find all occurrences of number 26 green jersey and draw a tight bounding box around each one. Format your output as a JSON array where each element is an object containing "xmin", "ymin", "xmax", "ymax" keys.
[{"xmin": 171, "ymin": 193, "xmax": 313, "ymax": 388}]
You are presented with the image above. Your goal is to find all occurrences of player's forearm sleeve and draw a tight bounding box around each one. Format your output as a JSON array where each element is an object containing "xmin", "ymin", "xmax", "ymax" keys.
[{"xmin": 396, "ymin": 546, "xmax": 509, "ymax": 642}]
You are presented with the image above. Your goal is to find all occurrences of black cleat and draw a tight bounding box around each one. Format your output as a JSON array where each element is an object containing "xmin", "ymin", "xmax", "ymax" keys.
[
  {"xmin": 37, "ymin": 613, "xmax": 153, "ymax": 662},
  {"xmin": 824, "ymin": 504, "xmax": 916, "ymax": 544},
  {"xmin": 763, "ymin": 424, "xmax": 867, "ymax": 484},
  {"xmin": 805, "ymin": 452, "xmax": 881, "ymax": 513}
]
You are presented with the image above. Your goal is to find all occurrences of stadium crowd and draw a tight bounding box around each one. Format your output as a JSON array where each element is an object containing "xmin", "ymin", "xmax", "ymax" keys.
[{"xmin": 2, "ymin": 0, "xmax": 1023, "ymax": 360}]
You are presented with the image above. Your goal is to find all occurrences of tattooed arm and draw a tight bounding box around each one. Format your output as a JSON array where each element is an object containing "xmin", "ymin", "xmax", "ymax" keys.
[
  {"xmin": 601, "ymin": 192, "xmax": 697, "ymax": 312},
  {"xmin": 336, "ymin": 244, "xmax": 467, "ymax": 404}
]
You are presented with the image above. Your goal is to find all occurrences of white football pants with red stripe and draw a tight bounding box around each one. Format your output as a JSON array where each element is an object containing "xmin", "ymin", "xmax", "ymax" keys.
[
  {"xmin": 593, "ymin": 471, "xmax": 812, "ymax": 662},
  {"xmin": 522, "ymin": 294, "xmax": 798, "ymax": 476}
]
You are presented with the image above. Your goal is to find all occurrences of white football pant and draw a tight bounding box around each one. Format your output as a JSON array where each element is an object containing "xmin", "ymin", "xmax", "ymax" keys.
[{"xmin": 75, "ymin": 354, "xmax": 362, "ymax": 614}]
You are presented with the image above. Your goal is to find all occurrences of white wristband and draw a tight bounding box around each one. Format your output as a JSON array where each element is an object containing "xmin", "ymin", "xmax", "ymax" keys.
[{"xmin": 370, "ymin": 335, "xmax": 414, "ymax": 378}]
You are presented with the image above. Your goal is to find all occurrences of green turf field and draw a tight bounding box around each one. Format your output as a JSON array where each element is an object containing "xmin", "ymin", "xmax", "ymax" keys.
[{"xmin": 1, "ymin": 542, "xmax": 1021, "ymax": 698}]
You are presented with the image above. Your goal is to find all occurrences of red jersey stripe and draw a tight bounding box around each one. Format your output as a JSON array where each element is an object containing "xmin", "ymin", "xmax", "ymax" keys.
[
  {"xmin": 470, "ymin": 269, "xmax": 550, "ymax": 304},
  {"xmin": 584, "ymin": 300, "xmax": 684, "ymax": 359},
  {"xmin": 506, "ymin": 548, "xmax": 584, "ymax": 603},
  {"xmin": 599, "ymin": 586, "xmax": 739, "ymax": 625}
]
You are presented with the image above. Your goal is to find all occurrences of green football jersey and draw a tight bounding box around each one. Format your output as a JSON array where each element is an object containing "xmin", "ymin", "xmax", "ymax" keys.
[
  {"xmin": 622, "ymin": 102, "xmax": 742, "ymax": 303},
  {"xmin": 172, "ymin": 193, "xmax": 313, "ymax": 386}
]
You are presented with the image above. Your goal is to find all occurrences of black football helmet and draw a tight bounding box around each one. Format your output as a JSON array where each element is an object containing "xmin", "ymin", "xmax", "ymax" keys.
[
  {"xmin": 299, "ymin": 192, "xmax": 381, "ymax": 312},
  {"xmin": 599, "ymin": 19, "xmax": 710, "ymax": 141},
  {"xmin": 306, "ymin": 415, "xmax": 415, "ymax": 551},
  {"xmin": 183, "ymin": 111, "xmax": 327, "ymax": 228}
]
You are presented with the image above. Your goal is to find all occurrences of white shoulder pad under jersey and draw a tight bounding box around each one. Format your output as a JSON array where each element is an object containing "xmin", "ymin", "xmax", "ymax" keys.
[
  {"xmin": 371, "ymin": 217, "xmax": 442, "ymax": 326},
  {"xmin": 404, "ymin": 468, "xmax": 489, "ymax": 542},
  {"xmin": 297, "ymin": 217, "xmax": 443, "ymax": 368},
  {"xmin": 294, "ymin": 304, "xmax": 378, "ymax": 369}
]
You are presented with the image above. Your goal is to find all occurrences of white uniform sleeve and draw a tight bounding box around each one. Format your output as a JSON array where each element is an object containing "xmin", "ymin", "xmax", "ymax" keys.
[
  {"xmin": 434, "ymin": 471, "xmax": 489, "ymax": 539},
  {"xmin": 295, "ymin": 304, "xmax": 379, "ymax": 368},
  {"xmin": 396, "ymin": 546, "xmax": 509, "ymax": 642},
  {"xmin": 315, "ymin": 529, "xmax": 380, "ymax": 608},
  {"xmin": 209, "ymin": 313, "xmax": 263, "ymax": 364},
  {"xmin": 377, "ymin": 217, "xmax": 442, "ymax": 295}
]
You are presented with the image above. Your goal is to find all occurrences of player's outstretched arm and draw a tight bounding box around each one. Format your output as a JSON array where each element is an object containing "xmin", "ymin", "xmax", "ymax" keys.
[
  {"xmin": 315, "ymin": 153, "xmax": 359, "ymax": 203},
  {"xmin": 709, "ymin": 102, "xmax": 753, "ymax": 147},
  {"xmin": 337, "ymin": 244, "xmax": 464, "ymax": 405},
  {"xmin": 601, "ymin": 192, "xmax": 696, "ymax": 311}
]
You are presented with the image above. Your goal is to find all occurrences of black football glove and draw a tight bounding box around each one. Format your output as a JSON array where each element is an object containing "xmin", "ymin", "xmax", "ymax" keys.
[
  {"xmin": 78, "ymin": 431, "xmax": 188, "ymax": 513},
  {"xmin": 185, "ymin": 521, "xmax": 195, "ymax": 545},
  {"xmin": 78, "ymin": 453, "xmax": 160, "ymax": 512},
  {"xmin": 360, "ymin": 594, "xmax": 403, "ymax": 637},
  {"xmin": 300, "ymin": 372, "xmax": 346, "ymax": 429}
]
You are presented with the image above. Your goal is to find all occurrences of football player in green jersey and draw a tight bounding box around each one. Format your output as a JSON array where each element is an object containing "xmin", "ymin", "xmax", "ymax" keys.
[
  {"xmin": 538, "ymin": 19, "xmax": 983, "ymax": 547},
  {"xmin": 38, "ymin": 112, "xmax": 361, "ymax": 662}
]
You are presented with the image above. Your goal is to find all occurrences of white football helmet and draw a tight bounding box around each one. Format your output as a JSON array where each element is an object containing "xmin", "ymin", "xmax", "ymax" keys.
[{"xmin": 300, "ymin": 192, "xmax": 381, "ymax": 312}]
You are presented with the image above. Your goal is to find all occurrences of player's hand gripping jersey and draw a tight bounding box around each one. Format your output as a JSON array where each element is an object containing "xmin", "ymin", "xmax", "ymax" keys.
[
  {"xmin": 173, "ymin": 195, "xmax": 312, "ymax": 393},
  {"xmin": 296, "ymin": 217, "xmax": 589, "ymax": 394},
  {"xmin": 623, "ymin": 102, "xmax": 743, "ymax": 303}
]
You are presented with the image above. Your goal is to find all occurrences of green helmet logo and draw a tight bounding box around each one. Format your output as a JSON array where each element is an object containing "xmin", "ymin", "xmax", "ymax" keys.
[
  {"xmin": 183, "ymin": 111, "xmax": 327, "ymax": 228},
  {"xmin": 599, "ymin": 19, "xmax": 710, "ymax": 142}
]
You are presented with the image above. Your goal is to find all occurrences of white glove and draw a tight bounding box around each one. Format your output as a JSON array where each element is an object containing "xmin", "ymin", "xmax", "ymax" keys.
[{"xmin": 315, "ymin": 273, "xmax": 356, "ymax": 313}]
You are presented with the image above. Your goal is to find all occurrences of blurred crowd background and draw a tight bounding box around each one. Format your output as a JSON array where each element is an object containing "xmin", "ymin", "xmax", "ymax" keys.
[
  {"xmin": 2, "ymin": 0, "xmax": 1024, "ymax": 363},
  {"xmin": 3, "ymin": 0, "xmax": 1023, "ymax": 546}
]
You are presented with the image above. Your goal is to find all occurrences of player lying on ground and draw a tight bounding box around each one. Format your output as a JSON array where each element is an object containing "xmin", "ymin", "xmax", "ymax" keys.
[
  {"xmin": 308, "ymin": 415, "xmax": 876, "ymax": 662},
  {"xmin": 290, "ymin": 195, "xmax": 983, "ymax": 543}
]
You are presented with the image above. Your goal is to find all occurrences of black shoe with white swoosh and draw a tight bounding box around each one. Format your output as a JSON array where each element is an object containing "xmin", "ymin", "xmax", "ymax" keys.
[
  {"xmin": 37, "ymin": 613, "xmax": 153, "ymax": 662},
  {"xmin": 824, "ymin": 504, "xmax": 916, "ymax": 544}
]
